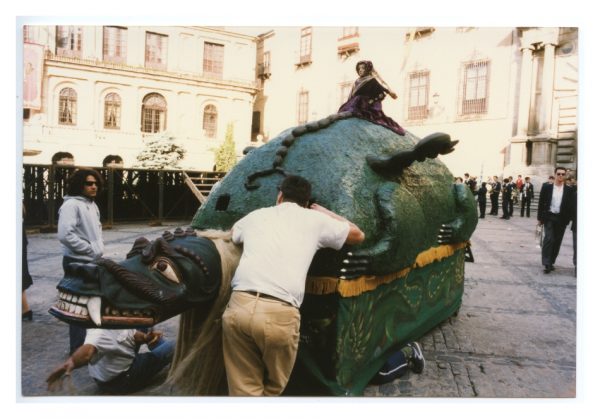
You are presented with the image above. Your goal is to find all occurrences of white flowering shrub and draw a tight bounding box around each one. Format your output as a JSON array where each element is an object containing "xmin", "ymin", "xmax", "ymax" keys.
[{"xmin": 135, "ymin": 133, "xmax": 186, "ymax": 169}]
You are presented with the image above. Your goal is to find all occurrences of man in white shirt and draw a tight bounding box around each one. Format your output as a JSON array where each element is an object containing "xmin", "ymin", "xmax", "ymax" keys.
[
  {"xmin": 222, "ymin": 175, "xmax": 365, "ymax": 396},
  {"xmin": 46, "ymin": 328, "xmax": 174, "ymax": 394},
  {"xmin": 537, "ymin": 167, "xmax": 576, "ymax": 274}
]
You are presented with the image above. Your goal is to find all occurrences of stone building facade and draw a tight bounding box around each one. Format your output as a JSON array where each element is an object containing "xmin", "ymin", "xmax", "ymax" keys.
[
  {"xmin": 21, "ymin": 25, "xmax": 259, "ymax": 170},
  {"xmin": 253, "ymin": 27, "xmax": 578, "ymax": 188}
]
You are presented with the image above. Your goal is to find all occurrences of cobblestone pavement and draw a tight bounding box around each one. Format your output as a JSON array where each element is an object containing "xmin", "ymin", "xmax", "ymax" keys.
[{"xmin": 19, "ymin": 213, "xmax": 577, "ymax": 399}]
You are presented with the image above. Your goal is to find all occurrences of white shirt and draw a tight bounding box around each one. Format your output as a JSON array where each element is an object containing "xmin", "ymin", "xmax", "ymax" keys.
[
  {"xmin": 550, "ymin": 184, "xmax": 564, "ymax": 214},
  {"xmin": 84, "ymin": 329, "xmax": 137, "ymax": 382},
  {"xmin": 231, "ymin": 202, "xmax": 350, "ymax": 307}
]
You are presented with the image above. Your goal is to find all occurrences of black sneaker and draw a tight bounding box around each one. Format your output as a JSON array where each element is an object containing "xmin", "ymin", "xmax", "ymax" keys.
[{"xmin": 407, "ymin": 342, "xmax": 425, "ymax": 374}]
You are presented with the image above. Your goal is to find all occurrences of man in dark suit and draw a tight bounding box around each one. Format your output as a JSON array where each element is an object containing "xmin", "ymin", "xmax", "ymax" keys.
[
  {"xmin": 500, "ymin": 178, "xmax": 512, "ymax": 220},
  {"xmin": 489, "ymin": 176, "xmax": 500, "ymax": 215},
  {"xmin": 537, "ymin": 167, "xmax": 576, "ymax": 274},
  {"xmin": 520, "ymin": 176, "xmax": 534, "ymax": 217},
  {"xmin": 477, "ymin": 182, "xmax": 487, "ymax": 218}
]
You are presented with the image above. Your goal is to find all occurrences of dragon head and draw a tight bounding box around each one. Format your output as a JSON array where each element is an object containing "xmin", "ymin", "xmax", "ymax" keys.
[{"xmin": 49, "ymin": 227, "xmax": 222, "ymax": 328}]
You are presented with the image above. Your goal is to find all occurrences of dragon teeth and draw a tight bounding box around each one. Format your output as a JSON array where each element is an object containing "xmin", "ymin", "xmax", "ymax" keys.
[{"xmin": 87, "ymin": 296, "xmax": 102, "ymax": 326}]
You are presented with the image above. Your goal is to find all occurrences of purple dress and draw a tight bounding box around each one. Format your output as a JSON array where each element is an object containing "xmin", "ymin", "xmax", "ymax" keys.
[{"xmin": 338, "ymin": 76, "xmax": 405, "ymax": 136}]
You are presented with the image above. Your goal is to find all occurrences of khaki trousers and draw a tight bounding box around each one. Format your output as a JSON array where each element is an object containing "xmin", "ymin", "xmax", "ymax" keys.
[{"xmin": 222, "ymin": 291, "xmax": 300, "ymax": 396}]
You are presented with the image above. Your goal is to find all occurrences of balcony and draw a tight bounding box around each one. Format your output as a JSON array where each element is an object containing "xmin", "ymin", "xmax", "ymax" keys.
[
  {"xmin": 295, "ymin": 55, "xmax": 312, "ymax": 68},
  {"xmin": 405, "ymin": 27, "xmax": 436, "ymax": 41},
  {"xmin": 338, "ymin": 42, "xmax": 360, "ymax": 57},
  {"xmin": 257, "ymin": 63, "xmax": 271, "ymax": 80}
]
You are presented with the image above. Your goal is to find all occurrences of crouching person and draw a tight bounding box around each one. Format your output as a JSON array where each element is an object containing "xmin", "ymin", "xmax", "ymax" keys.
[{"xmin": 47, "ymin": 328, "xmax": 174, "ymax": 394}]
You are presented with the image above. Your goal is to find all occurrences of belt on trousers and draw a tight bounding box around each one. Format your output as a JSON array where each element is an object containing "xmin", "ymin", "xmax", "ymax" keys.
[{"xmin": 239, "ymin": 290, "xmax": 292, "ymax": 306}]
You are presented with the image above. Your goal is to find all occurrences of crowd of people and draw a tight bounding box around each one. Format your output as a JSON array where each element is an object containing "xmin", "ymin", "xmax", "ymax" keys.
[{"xmin": 457, "ymin": 168, "xmax": 577, "ymax": 274}]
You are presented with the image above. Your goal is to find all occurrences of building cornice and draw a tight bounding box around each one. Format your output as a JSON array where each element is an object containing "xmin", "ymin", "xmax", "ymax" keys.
[
  {"xmin": 175, "ymin": 26, "xmax": 258, "ymax": 41},
  {"xmin": 45, "ymin": 53, "xmax": 259, "ymax": 94}
]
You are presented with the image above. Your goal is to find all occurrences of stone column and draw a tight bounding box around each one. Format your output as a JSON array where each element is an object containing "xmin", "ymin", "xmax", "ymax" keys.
[
  {"xmin": 517, "ymin": 46, "xmax": 535, "ymax": 137},
  {"xmin": 538, "ymin": 41, "xmax": 557, "ymax": 134},
  {"xmin": 508, "ymin": 45, "xmax": 535, "ymax": 173}
]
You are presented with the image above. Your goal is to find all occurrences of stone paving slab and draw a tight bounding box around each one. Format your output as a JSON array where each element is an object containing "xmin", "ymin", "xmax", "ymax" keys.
[{"xmin": 19, "ymin": 214, "xmax": 577, "ymax": 399}]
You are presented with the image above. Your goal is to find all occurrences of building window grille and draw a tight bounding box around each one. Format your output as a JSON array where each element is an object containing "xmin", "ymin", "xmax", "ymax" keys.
[
  {"xmin": 104, "ymin": 93, "xmax": 121, "ymax": 129},
  {"xmin": 103, "ymin": 26, "xmax": 127, "ymax": 64},
  {"xmin": 297, "ymin": 90, "xmax": 309, "ymax": 125},
  {"xmin": 56, "ymin": 26, "xmax": 82, "ymax": 58},
  {"xmin": 407, "ymin": 70, "xmax": 430, "ymax": 120},
  {"xmin": 145, "ymin": 32, "xmax": 168, "ymax": 70},
  {"xmin": 141, "ymin": 93, "xmax": 167, "ymax": 133},
  {"xmin": 461, "ymin": 60, "xmax": 489, "ymax": 115},
  {"xmin": 203, "ymin": 42, "xmax": 224, "ymax": 79},
  {"xmin": 298, "ymin": 27, "xmax": 312, "ymax": 65},
  {"xmin": 58, "ymin": 87, "xmax": 77, "ymax": 125},
  {"xmin": 203, "ymin": 104, "xmax": 218, "ymax": 138}
]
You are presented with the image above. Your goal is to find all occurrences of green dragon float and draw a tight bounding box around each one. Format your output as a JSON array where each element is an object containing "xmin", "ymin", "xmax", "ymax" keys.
[{"xmin": 50, "ymin": 113, "xmax": 478, "ymax": 396}]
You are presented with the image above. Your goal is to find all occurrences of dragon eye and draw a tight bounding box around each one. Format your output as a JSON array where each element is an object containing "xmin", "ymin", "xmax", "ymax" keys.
[{"xmin": 151, "ymin": 257, "xmax": 180, "ymax": 284}]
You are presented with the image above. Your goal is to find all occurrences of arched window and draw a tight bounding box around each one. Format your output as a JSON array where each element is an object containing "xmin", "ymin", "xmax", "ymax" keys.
[
  {"xmin": 104, "ymin": 93, "xmax": 121, "ymax": 129},
  {"xmin": 203, "ymin": 105, "xmax": 218, "ymax": 138},
  {"xmin": 141, "ymin": 93, "xmax": 167, "ymax": 133},
  {"xmin": 58, "ymin": 88, "xmax": 77, "ymax": 125}
]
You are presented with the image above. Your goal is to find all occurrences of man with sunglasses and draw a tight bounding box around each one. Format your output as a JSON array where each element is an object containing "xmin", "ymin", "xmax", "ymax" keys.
[
  {"xmin": 58, "ymin": 168, "xmax": 105, "ymax": 354},
  {"xmin": 537, "ymin": 167, "xmax": 576, "ymax": 274}
]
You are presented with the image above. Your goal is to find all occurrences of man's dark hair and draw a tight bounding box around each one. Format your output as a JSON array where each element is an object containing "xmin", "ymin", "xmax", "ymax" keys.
[
  {"xmin": 279, "ymin": 175, "xmax": 311, "ymax": 207},
  {"xmin": 555, "ymin": 166, "xmax": 567, "ymax": 174},
  {"xmin": 66, "ymin": 168, "xmax": 104, "ymax": 197}
]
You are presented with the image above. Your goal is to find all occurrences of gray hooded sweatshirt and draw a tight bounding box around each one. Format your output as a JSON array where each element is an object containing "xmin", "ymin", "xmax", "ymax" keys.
[{"xmin": 58, "ymin": 195, "xmax": 104, "ymax": 261}]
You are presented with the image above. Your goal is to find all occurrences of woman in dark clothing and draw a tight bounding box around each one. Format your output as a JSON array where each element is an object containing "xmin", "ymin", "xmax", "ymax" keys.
[{"xmin": 338, "ymin": 60, "xmax": 405, "ymax": 136}]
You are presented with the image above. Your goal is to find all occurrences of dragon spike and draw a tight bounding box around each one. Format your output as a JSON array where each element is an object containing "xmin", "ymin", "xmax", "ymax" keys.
[{"xmin": 126, "ymin": 237, "xmax": 151, "ymax": 259}]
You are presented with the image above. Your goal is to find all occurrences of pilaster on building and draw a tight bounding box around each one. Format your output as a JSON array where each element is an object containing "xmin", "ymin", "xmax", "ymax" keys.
[{"xmin": 506, "ymin": 27, "xmax": 577, "ymax": 190}]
